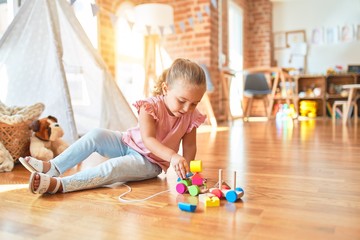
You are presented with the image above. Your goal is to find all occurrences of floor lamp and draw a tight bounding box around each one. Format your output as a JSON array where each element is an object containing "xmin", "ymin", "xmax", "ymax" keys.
[{"xmin": 134, "ymin": 3, "xmax": 174, "ymax": 97}]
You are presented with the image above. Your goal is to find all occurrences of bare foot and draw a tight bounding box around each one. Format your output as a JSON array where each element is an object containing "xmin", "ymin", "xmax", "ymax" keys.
[{"xmin": 32, "ymin": 173, "xmax": 63, "ymax": 193}]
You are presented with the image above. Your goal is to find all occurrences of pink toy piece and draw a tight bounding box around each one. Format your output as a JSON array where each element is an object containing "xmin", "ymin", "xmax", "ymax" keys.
[
  {"xmin": 210, "ymin": 188, "xmax": 223, "ymax": 198},
  {"xmin": 222, "ymin": 184, "xmax": 231, "ymax": 190},
  {"xmin": 191, "ymin": 173, "xmax": 203, "ymax": 186},
  {"xmin": 176, "ymin": 183, "xmax": 187, "ymax": 194}
]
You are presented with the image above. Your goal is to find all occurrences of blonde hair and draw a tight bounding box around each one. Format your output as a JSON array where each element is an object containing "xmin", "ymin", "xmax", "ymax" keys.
[{"xmin": 152, "ymin": 58, "xmax": 206, "ymax": 96}]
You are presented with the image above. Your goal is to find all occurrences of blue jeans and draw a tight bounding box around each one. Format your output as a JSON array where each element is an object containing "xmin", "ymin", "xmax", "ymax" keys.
[{"xmin": 51, "ymin": 128, "xmax": 162, "ymax": 193}]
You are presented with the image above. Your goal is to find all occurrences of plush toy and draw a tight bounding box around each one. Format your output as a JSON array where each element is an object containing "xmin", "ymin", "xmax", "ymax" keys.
[{"xmin": 30, "ymin": 115, "xmax": 69, "ymax": 161}]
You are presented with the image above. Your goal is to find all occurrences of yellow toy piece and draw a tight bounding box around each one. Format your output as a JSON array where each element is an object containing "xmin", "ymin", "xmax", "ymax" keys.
[
  {"xmin": 204, "ymin": 196, "xmax": 220, "ymax": 207},
  {"xmin": 299, "ymin": 100, "xmax": 317, "ymax": 117},
  {"xmin": 190, "ymin": 160, "xmax": 202, "ymax": 173}
]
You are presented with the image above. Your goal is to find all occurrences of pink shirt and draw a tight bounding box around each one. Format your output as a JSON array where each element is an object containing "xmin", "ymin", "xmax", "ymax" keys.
[{"xmin": 122, "ymin": 95, "xmax": 206, "ymax": 172}]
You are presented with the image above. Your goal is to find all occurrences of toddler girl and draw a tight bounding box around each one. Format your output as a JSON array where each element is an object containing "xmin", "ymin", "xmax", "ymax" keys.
[{"xmin": 20, "ymin": 58, "xmax": 207, "ymax": 194}]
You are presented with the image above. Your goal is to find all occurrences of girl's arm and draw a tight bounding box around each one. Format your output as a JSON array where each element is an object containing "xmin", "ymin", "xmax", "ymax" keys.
[
  {"xmin": 181, "ymin": 127, "xmax": 197, "ymax": 165},
  {"xmin": 138, "ymin": 106, "xmax": 189, "ymax": 179}
]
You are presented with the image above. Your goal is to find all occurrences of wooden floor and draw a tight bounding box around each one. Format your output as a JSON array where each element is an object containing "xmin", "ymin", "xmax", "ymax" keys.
[{"xmin": 1, "ymin": 118, "xmax": 360, "ymax": 239}]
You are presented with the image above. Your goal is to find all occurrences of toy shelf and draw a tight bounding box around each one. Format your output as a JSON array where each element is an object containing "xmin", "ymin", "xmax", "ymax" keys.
[
  {"xmin": 295, "ymin": 75, "xmax": 326, "ymax": 118},
  {"xmin": 296, "ymin": 74, "xmax": 360, "ymax": 118}
]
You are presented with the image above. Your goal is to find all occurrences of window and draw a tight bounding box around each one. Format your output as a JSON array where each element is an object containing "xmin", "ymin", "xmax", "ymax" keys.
[
  {"xmin": 228, "ymin": 0, "xmax": 244, "ymax": 117},
  {"xmin": 0, "ymin": 0, "xmax": 18, "ymax": 38}
]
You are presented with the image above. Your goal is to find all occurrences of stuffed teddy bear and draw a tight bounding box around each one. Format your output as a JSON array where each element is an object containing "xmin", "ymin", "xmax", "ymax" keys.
[{"xmin": 30, "ymin": 115, "xmax": 69, "ymax": 161}]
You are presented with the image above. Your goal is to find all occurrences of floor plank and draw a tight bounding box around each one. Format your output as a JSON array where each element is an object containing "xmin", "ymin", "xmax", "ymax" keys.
[{"xmin": 0, "ymin": 118, "xmax": 359, "ymax": 239}]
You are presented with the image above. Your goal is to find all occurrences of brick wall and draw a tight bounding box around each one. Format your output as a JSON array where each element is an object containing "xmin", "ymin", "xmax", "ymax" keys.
[{"xmin": 97, "ymin": 0, "xmax": 273, "ymax": 120}]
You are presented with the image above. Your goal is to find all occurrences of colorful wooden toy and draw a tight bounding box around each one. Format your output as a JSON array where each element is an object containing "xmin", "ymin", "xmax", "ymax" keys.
[
  {"xmin": 210, "ymin": 188, "xmax": 223, "ymax": 198},
  {"xmin": 188, "ymin": 185, "xmax": 200, "ymax": 196},
  {"xmin": 224, "ymin": 171, "xmax": 244, "ymax": 203},
  {"xmin": 211, "ymin": 169, "xmax": 244, "ymax": 203},
  {"xmin": 191, "ymin": 172, "xmax": 204, "ymax": 186},
  {"xmin": 178, "ymin": 202, "xmax": 197, "ymax": 212},
  {"xmin": 198, "ymin": 193, "xmax": 215, "ymax": 203},
  {"xmin": 190, "ymin": 160, "xmax": 202, "ymax": 173},
  {"xmin": 204, "ymin": 196, "xmax": 220, "ymax": 207},
  {"xmin": 225, "ymin": 189, "xmax": 244, "ymax": 203},
  {"xmin": 176, "ymin": 160, "xmax": 207, "ymax": 196},
  {"xmin": 176, "ymin": 179, "xmax": 192, "ymax": 194}
]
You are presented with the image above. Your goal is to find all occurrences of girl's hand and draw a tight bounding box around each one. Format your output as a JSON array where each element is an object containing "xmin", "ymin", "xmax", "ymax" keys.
[{"xmin": 170, "ymin": 154, "xmax": 190, "ymax": 179}]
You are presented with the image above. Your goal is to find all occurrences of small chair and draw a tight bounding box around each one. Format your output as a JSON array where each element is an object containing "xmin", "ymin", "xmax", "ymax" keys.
[
  {"xmin": 332, "ymin": 100, "xmax": 358, "ymax": 124},
  {"xmin": 243, "ymin": 73, "xmax": 272, "ymax": 119}
]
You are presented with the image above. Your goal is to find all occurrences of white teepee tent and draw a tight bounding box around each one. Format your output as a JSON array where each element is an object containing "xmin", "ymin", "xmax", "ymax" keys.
[{"xmin": 0, "ymin": 0, "xmax": 137, "ymax": 143}]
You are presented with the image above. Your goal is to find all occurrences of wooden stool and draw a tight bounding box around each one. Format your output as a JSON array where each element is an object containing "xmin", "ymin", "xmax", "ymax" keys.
[{"xmin": 332, "ymin": 100, "xmax": 358, "ymax": 124}]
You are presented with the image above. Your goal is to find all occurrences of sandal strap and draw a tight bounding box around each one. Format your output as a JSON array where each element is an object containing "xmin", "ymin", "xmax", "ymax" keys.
[
  {"xmin": 30, "ymin": 172, "xmax": 50, "ymax": 194},
  {"xmin": 46, "ymin": 162, "xmax": 60, "ymax": 177},
  {"xmin": 29, "ymin": 172, "xmax": 61, "ymax": 194},
  {"xmin": 20, "ymin": 157, "xmax": 44, "ymax": 173},
  {"xmin": 20, "ymin": 157, "xmax": 60, "ymax": 177},
  {"xmin": 48, "ymin": 178, "xmax": 61, "ymax": 194}
]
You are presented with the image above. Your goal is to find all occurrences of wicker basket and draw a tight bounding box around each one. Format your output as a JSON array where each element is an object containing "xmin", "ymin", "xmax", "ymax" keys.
[{"xmin": 0, "ymin": 121, "xmax": 32, "ymax": 161}]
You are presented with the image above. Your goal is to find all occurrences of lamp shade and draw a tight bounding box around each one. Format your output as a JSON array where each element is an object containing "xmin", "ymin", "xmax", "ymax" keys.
[{"xmin": 134, "ymin": 3, "xmax": 174, "ymax": 27}]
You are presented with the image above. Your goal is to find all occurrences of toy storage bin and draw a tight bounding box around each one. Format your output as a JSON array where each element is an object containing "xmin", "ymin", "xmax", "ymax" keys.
[{"xmin": 0, "ymin": 121, "xmax": 32, "ymax": 161}]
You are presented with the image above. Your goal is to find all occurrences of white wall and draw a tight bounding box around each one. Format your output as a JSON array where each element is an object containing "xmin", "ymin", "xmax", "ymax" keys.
[{"xmin": 272, "ymin": 0, "xmax": 360, "ymax": 74}]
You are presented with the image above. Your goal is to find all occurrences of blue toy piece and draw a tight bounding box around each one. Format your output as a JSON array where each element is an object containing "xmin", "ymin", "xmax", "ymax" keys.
[
  {"xmin": 177, "ymin": 172, "xmax": 194, "ymax": 182},
  {"xmin": 225, "ymin": 188, "xmax": 244, "ymax": 203},
  {"xmin": 225, "ymin": 190, "xmax": 238, "ymax": 203},
  {"xmin": 178, "ymin": 202, "xmax": 197, "ymax": 212}
]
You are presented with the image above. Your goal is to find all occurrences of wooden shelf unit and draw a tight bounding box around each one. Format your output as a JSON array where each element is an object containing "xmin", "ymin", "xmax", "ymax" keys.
[
  {"xmin": 326, "ymin": 74, "xmax": 358, "ymax": 98},
  {"xmin": 296, "ymin": 74, "xmax": 360, "ymax": 118},
  {"xmin": 296, "ymin": 75, "xmax": 326, "ymax": 117}
]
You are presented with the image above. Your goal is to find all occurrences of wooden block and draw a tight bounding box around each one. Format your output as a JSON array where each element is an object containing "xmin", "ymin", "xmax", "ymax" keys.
[
  {"xmin": 178, "ymin": 202, "xmax": 197, "ymax": 212},
  {"xmin": 176, "ymin": 183, "xmax": 187, "ymax": 194},
  {"xmin": 204, "ymin": 196, "xmax": 220, "ymax": 207},
  {"xmin": 210, "ymin": 188, "xmax": 223, "ymax": 198},
  {"xmin": 191, "ymin": 173, "xmax": 203, "ymax": 186},
  {"xmin": 179, "ymin": 179, "xmax": 192, "ymax": 186},
  {"xmin": 190, "ymin": 160, "xmax": 202, "ymax": 173},
  {"xmin": 225, "ymin": 190, "xmax": 243, "ymax": 203},
  {"xmin": 198, "ymin": 193, "xmax": 215, "ymax": 203},
  {"xmin": 188, "ymin": 185, "xmax": 200, "ymax": 196}
]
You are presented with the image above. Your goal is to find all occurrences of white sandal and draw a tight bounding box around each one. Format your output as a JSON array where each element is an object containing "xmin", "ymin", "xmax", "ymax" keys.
[
  {"xmin": 29, "ymin": 172, "xmax": 61, "ymax": 194},
  {"xmin": 19, "ymin": 157, "xmax": 60, "ymax": 177}
]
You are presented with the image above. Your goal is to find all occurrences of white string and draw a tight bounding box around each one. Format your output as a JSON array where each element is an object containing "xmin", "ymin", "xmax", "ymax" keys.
[{"xmin": 118, "ymin": 183, "xmax": 170, "ymax": 203}]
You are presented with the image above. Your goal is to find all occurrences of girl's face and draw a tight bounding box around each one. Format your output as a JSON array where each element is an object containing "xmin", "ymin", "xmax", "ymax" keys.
[{"xmin": 162, "ymin": 79, "xmax": 206, "ymax": 117}]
